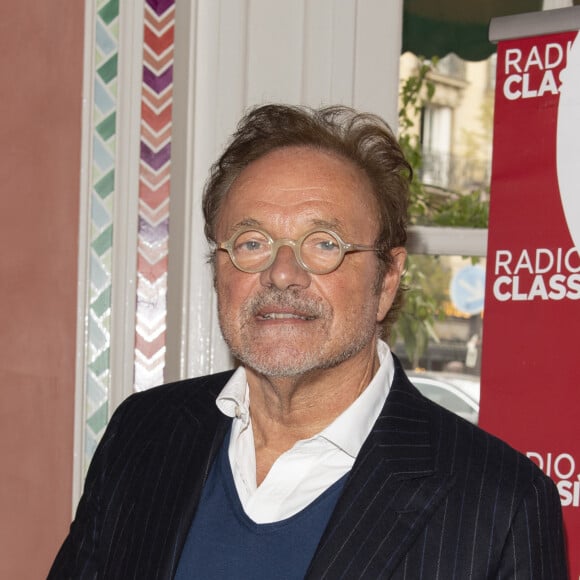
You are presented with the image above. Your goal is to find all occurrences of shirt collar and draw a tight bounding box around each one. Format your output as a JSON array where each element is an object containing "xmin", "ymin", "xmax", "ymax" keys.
[
  {"xmin": 215, "ymin": 340, "xmax": 394, "ymax": 457},
  {"xmin": 318, "ymin": 339, "xmax": 393, "ymax": 457},
  {"xmin": 216, "ymin": 366, "xmax": 250, "ymax": 427}
]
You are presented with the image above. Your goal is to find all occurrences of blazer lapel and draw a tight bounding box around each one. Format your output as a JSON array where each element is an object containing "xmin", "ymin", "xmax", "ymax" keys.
[
  {"xmin": 164, "ymin": 398, "xmax": 231, "ymax": 578},
  {"xmin": 104, "ymin": 373, "xmax": 233, "ymax": 580},
  {"xmin": 306, "ymin": 363, "xmax": 455, "ymax": 579}
]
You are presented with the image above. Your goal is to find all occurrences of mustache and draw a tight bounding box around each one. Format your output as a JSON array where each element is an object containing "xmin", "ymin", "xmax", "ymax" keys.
[{"xmin": 243, "ymin": 289, "xmax": 328, "ymax": 319}]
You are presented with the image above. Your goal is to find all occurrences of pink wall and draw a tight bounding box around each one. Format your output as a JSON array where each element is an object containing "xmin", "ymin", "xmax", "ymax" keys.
[{"xmin": 0, "ymin": 2, "xmax": 84, "ymax": 577}]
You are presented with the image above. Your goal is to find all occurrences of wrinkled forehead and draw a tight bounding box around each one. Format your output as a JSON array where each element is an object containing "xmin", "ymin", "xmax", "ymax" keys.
[{"xmin": 216, "ymin": 146, "xmax": 380, "ymax": 237}]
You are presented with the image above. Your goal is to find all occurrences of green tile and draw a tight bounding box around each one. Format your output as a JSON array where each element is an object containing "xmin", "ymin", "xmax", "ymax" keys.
[
  {"xmin": 98, "ymin": 54, "xmax": 118, "ymax": 84},
  {"xmin": 92, "ymin": 225, "xmax": 113, "ymax": 257},
  {"xmin": 89, "ymin": 349, "xmax": 110, "ymax": 377},
  {"xmin": 95, "ymin": 170, "xmax": 115, "ymax": 199},
  {"xmin": 92, "ymin": 286, "xmax": 112, "ymax": 318},
  {"xmin": 96, "ymin": 113, "xmax": 116, "ymax": 141},
  {"xmin": 98, "ymin": 0, "xmax": 119, "ymax": 25},
  {"xmin": 87, "ymin": 402, "xmax": 109, "ymax": 434}
]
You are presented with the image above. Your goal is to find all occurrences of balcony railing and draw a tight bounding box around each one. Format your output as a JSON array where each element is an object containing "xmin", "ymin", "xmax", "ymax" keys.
[{"xmin": 420, "ymin": 149, "xmax": 491, "ymax": 193}]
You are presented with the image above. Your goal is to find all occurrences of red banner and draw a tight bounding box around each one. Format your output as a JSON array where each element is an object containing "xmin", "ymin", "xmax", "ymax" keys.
[{"xmin": 481, "ymin": 30, "xmax": 580, "ymax": 574}]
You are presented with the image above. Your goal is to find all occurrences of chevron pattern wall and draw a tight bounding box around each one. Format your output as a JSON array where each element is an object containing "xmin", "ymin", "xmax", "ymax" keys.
[
  {"xmin": 80, "ymin": 0, "xmax": 176, "ymax": 474},
  {"xmin": 84, "ymin": 0, "xmax": 120, "ymax": 468},
  {"xmin": 134, "ymin": 0, "xmax": 176, "ymax": 390}
]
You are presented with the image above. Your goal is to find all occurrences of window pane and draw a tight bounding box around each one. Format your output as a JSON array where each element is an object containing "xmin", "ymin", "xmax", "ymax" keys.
[{"xmin": 392, "ymin": 254, "xmax": 485, "ymax": 424}]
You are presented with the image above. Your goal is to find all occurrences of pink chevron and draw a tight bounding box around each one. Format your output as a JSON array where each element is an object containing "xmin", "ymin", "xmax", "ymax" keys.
[
  {"xmin": 134, "ymin": 352, "xmax": 167, "ymax": 371},
  {"xmin": 134, "ymin": 356, "xmax": 166, "ymax": 376},
  {"xmin": 142, "ymin": 102, "xmax": 172, "ymax": 133},
  {"xmin": 139, "ymin": 163, "xmax": 171, "ymax": 185},
  {"xmin": 141, "ymin": 123, "xmax": 172, "ymax": 146},
  {"xmin": 139, "ymin": 252, "xmax": 168, "ymax": 271},
  {"xmin": 145, "ymin": 3, "xmax": 175, "ymax": 29},
  {"xmin": 144, "ymin": 10, "xmax": 174, "ymax": 37},
  {"xmin": 138, "ymin": 252, "xmax": 168, "ymax": 270},
  {"xmin": 141, "ymin": 130, "xmax": 171, "ymax": 149},
  {"xmin": 135, "ymin": 317, "xmax": 166, "ymax": 340},
  {"xmin": 139, "ymin": 177, "xmax": 170, "ymax": 198},
  {"xmin": 144, "ymin": 48, "xmax": 174, "ymax": 71},
  {"xmin": 140, "ymin": 120, "xmax": 172, "ymax": 145},
  {"xmin": 142, "ymin": 93, "xmax": 172, "ymax": 110},
  {"xmin": 140, "ymin": 188, "xmax": 169, "ymax": 210},
  {"xmin": 144, "ymin": 28, "xmax": 174, "ymax": 56},
  {"xmin": 137, "ymin": 254, "xmax": 169, "ymax": 284},
  {"xmin": 139, "ymin": 243, "xmax": 168, "ymax": 263},
  {"xmin": 139, "ymin": 204, "xmax": 170, "ymax": 227},
  {"xmin": 139, "ymin": 181, "xmax": 170, "ymax": 210},
  {"xmin": 142, "ymin": 85, "xmax": 173, "ymax": 110},
  {"xmin": 135, "ymin": 330, "xmax": 167, "ymax": 354}
]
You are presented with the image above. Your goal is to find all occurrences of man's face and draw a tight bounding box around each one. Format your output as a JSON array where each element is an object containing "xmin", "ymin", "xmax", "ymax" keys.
[{"xmin": 214, "ymin": 146, "xmax": 404, "ymax": 378}]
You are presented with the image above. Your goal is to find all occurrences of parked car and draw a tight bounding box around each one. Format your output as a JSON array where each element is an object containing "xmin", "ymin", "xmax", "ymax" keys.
[{"xmin": 407, "ymin": 371, "xmax": 480, "ymax": 425}]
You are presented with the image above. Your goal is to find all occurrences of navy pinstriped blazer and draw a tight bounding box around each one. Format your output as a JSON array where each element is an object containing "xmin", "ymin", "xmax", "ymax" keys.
[{"xmin": 49, "ymin": 358, "xmax": 568, "ymax": 579}]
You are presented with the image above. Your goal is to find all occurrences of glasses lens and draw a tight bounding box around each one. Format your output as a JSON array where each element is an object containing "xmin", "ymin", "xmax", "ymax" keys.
[
  {"xmin": 232, "ymin": 230, "xmax": 271, "ymax": 271},
  {"xmin": 301, "ymin": 231, "xmax": 342, "ymax": 273}
]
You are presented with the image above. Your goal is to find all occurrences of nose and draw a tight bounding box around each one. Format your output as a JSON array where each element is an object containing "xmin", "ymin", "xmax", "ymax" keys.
[{"xmin": 259, "ymin": 245, "xmax": 311, "ymax": 290}]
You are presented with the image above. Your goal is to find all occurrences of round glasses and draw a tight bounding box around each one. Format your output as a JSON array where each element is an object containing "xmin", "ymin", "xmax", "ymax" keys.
[{"xmin": 217, "ymin": 227, "xmax": 378, "ymax": 274}]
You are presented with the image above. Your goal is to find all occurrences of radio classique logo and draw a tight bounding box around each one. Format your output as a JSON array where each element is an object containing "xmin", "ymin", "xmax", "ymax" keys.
[
  {"xmin": 527, "ymin": 451, "xmax": 580, "ymax": 508},
  {"xmin": 502, "ymin": 41, "xmax": 571, "ymax": 100},
  {"xmin": 492, "ymin": 247, "xmax": 580, "ymax": 302}
]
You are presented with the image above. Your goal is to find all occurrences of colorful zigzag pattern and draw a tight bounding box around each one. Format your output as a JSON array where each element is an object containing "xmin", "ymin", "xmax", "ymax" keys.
[{"xmin": 134, "ymin": 0, "xmax": 175, "ymax": 390}]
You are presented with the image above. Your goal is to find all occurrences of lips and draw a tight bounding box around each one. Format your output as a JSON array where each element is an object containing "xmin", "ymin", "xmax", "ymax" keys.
[
  {"xmin": 258, "ymin": 311, "xmax": 315, "ymax": 321},
  {"xmin": 248, "ymin": 291, "xmax": 325, "ymax": 323}
]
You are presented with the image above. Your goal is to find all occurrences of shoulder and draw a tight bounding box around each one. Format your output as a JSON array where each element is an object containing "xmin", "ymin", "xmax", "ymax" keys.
[
  {"xmin": 390, "ymin": 360, "xmax": 552, "ymax": 497},
  {"xmin": 102, "ymin": 370, "xmax": 235, "ymax": 444},
  {"xmin": 118, "ymin": 369, "xmax": 235, "ymax": 412}
]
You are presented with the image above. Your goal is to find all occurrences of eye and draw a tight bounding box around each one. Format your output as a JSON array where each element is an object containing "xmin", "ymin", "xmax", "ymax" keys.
[
  {"xmin": 233, "ymin": 230, "xmax": 269, "ymax": 254},
  {"xmin": 238, "ymin": 239, "xmax": 262, "ymax": 251},
  {"xmin": 316, "ymin": 239, "xmax": 339, "ymax": 251},
  {"xmin": 304, "ymin": 231, "xmax": 341, "ymax": 253}
]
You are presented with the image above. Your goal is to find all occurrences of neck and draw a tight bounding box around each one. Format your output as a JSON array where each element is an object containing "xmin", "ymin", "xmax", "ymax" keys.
[{"xmin": 245, "ymin": 342, "xmax": 381, "ymax": 484}]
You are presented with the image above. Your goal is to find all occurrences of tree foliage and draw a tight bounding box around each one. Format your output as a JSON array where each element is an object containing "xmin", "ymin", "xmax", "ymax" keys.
[{"xmin": 391, "ymin": 57, "xmax": 489, "ymax": 367}]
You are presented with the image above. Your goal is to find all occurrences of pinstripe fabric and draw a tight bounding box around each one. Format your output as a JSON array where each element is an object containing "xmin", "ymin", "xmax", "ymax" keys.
[
  {"xmin": 49, "ymin": 371, "xmax": 233, "ymax": 580},
  {"xmin": 49, "ymin": 360, "xmax": 567, "ymax": 579},
  {"xmin": 305, "ymin": 367, "xmax": 567, "ymax": 579}
]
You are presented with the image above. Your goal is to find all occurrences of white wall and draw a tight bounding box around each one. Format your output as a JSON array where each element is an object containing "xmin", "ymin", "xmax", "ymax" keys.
[{"xmin": 166, "ymin": 0, "xmax": 404, "ymax": 380}]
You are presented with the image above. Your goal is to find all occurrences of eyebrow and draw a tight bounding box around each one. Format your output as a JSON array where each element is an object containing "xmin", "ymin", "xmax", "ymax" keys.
[
  {"xmin": 230, "ymin": 217, "xmax": 345, "ymax": 231},
  {"xmin": 228, "ymin": 218, "xmax": 263, "ymax": 233},
  {"xmin": 310, "ymin": 218, "xmax": 345, "ymax": 232},
  {"xmin": 224, "ymin": 217, "xmax": 351, "ymax": 241}
]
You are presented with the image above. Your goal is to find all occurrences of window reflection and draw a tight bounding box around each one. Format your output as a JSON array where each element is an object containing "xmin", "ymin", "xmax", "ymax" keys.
[{"xmin": 393, "ymin": 254, "xmax": 485, "ymax": 424}]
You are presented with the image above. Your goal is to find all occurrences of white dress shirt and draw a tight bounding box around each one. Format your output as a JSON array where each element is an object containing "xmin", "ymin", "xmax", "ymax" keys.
[{"xmin": 215, "ymin": 340, "xmax": 394, "ymax": 524}]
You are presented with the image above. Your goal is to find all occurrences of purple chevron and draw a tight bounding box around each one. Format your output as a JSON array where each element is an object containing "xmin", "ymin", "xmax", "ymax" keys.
[
  {"xmin": 143, "ymin": 67, "xmax": 173, "ymax": 95},
  {"xmin": 146, "ymin": 0, "xmax": 174, "ymax": 17},
  {"xmin": 138, "ymin": 217, "xmax": 169, "ymax": 244},
  {"xmin": 141, "ymin": 142, "xmax": 171, "ymax": 171}
]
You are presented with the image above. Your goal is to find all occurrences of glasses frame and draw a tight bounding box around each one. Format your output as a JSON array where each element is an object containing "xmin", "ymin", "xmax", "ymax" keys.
[{"xmin": 217, "ymin": 226, "xmax": 378, "ymax": 274}]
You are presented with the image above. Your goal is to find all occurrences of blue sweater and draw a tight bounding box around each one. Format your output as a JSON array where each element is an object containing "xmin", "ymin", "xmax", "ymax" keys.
[{"xmin": 175, "ymin": 432, "xmax": 347, "ymax": 579}]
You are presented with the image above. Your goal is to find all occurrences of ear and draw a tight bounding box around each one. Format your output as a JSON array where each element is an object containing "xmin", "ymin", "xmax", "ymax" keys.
[{"xmin": 376, "ymin": 247, "xmax": 407, "ymax": 322}]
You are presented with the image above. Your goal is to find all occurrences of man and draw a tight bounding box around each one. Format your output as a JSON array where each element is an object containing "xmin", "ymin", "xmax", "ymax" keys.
[{"xmin": 49, "ymin": 105, "xmax": 567, "ymax": 579}]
